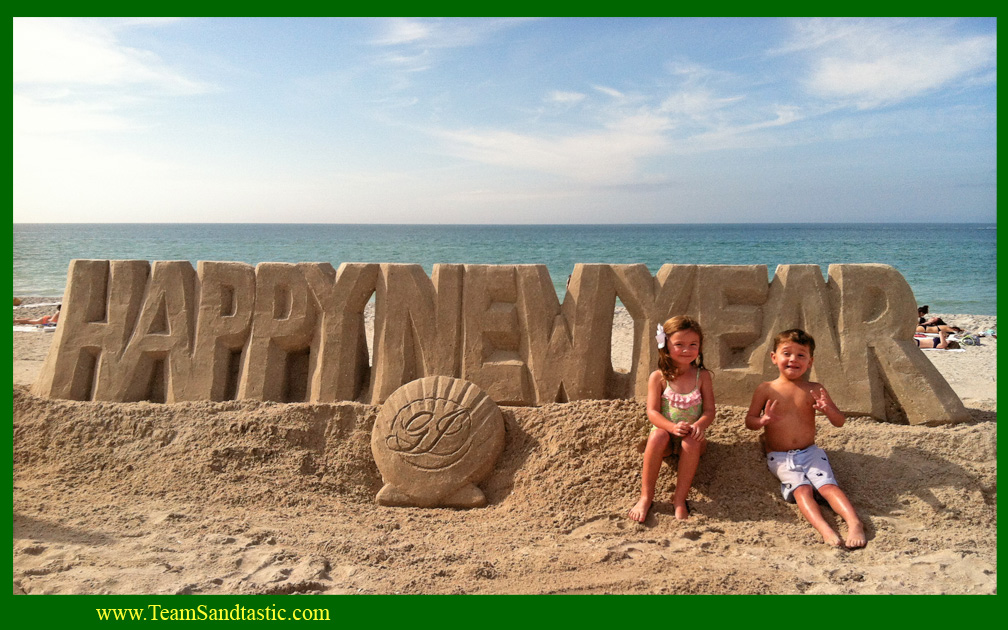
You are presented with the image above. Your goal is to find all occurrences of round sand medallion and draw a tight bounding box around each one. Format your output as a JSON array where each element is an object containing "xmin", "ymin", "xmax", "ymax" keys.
[{"xmin": 371, "ymin": 376, "xmax": 505, "ymax": 508}]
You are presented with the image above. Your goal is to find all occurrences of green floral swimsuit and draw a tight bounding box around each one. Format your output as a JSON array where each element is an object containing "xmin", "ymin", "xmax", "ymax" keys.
[
  {"xmin": 647, "ymin": 370, "xmax": 704, "ymax": 453},
  {"xmin": 660, "ymin": 369, "xmax": 703, "ymax": 424}
]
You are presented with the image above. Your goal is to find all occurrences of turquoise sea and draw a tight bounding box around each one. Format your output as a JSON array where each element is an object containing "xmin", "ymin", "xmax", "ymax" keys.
[{"xmin": 12, "ymin": 223, "xmax": 997, "ymax": 316}]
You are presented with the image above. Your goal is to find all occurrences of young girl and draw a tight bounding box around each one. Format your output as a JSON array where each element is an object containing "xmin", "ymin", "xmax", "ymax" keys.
[{"xmin": 628, "ymin": 316, "xmax": 715, "ymax": 522}]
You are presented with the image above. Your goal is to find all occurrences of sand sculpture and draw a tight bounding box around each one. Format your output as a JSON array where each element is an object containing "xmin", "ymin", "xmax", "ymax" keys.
[
  {"xmin": 31, "ymin": 259, "xmax": 968, "ymax": 425},
  {"xmin": 371, "ymin": 376, "xmax": 505, "ymax": 508}
]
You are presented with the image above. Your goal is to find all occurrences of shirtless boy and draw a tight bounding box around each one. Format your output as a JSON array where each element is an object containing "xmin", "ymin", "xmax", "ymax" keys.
[{"xmin": 745, "ymin": 329, "xmax": 866, "ymax": 549}]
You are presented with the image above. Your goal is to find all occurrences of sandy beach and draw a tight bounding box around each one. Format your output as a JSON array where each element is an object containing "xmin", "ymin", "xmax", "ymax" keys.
[{"xmin": 12, "ymin": 301, "xmax": 996, "ymax": 595}]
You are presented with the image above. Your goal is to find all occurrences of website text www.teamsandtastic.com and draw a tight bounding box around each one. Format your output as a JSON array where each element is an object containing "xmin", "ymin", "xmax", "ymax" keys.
[{"xmin": 96, "ymin": 604, "xmax": 330, "ymax": 622}]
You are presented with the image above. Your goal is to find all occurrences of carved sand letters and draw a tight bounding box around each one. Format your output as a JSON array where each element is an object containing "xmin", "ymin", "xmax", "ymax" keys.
[{"xmin": 31, "ymin": 260, "xmax": 968, "ymax": 425}]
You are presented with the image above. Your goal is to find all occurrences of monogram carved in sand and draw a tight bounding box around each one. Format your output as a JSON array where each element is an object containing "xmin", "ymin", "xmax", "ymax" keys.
[
  {"xmin": 371, "ymin": 376, "xmax": 505, "ymax": 508},
  {"xmin": 384, "ymin": 395, "xmax": 474, "ymax": 471}
]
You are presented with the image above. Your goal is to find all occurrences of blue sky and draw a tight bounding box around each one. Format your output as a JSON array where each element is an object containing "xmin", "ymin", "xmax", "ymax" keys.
[{"xmin": 12, "ymin": 17, "xmax": 997, "ymax": 224}]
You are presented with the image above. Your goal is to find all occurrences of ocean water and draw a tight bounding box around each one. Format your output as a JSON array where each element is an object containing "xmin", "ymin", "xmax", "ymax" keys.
[{"xmin": 12, "ymin": 223, "xmax": 997, "ymax": 315}]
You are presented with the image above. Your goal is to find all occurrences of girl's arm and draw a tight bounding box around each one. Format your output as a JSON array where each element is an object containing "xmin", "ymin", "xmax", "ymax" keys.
[{"xmin": 645, "ymin": 370, "xmax": 677, "ymax": 434}]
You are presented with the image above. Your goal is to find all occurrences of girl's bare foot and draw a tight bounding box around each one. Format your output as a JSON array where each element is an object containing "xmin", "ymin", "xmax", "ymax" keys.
[
  {"xmin": 673, "ymin": 501, "xmax": 690, "ymax": 520},
  {"xmin": 628, "ymin": 497, "xmax": 652, "ymax": 523},
  {"xmin": 845, "ymin": 521, "xmax": 866, "ymax": 548},
  {"xmin": 821, "ymin": 531, "xmax": 844, "ymax": 547}
]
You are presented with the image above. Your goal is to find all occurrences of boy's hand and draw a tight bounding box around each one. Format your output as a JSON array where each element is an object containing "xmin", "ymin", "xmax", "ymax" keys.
[
  {"xmin": 760, "ymin": 399, "xmax": 781, "ymax": 426},
  {"xmin": 812, "ymin": 388, "xmax": 834, "ymax": 414}
]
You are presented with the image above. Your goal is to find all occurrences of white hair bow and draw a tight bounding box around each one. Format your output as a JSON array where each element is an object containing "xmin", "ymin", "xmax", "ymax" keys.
[{"xmin": 655, "ymin": 324, "xmax": 667, "ymax": 349}]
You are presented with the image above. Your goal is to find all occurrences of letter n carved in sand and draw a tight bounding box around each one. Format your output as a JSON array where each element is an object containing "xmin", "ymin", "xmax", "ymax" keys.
[{"xmin": 370, "ymin": 263, "xmax": 463, "ymax": 404}]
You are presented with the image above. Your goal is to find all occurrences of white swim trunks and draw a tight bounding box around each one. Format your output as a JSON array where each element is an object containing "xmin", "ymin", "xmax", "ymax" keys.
[{"xmin": 766, "ymin": 445, "xmax": 838, "ymax": 503}]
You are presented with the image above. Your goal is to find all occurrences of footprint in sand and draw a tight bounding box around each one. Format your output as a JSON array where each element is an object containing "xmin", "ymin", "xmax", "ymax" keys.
[
  {"xmin": 599, "ymin": 542, "xmax": 645, "ymax": 562},
  {"xmin": 908, "ymin": 550, "xmax": 996, "ymax": 594},
  {"xmin": 567, "ymin": 515, "xmax": 624, "ymax": 537},
  {"xmin": 237, "ymin": 549, "xmax": 333, "ymax": 594}
]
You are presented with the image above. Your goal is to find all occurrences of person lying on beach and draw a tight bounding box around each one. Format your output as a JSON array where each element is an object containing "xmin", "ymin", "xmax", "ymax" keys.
[
  {"xmin": 14, "ymin": 304, "xmax": 60, "ymax": 326},
  {"xmin": 745, "ymin": 329, "xmax": 866, "ymax": 549},
  {"xmin": 916, "ymin": 305, "xmax": 962, "ymax": 334},
  {"xmin": 629, "ymin": 316, "xmax": 715, "ymax": 523},
  {"xmin": 914, "ymin": 330, "xmax": 960, "ymax": 350}
]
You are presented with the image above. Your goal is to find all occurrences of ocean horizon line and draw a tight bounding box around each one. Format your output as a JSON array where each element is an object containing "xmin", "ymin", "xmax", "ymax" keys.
[
  {"xmin": 13, "ymin": 220, "xmax": 998, "ymax": 227},
  {"xmin": 14, "ymin": 222, "xmax": 996, "ymax": 315}
]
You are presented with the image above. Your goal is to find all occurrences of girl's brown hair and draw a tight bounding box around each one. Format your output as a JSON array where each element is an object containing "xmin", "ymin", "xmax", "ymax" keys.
[{"xmin": 657, "ymin": 315, "xmax": 706, "ymax": 384}]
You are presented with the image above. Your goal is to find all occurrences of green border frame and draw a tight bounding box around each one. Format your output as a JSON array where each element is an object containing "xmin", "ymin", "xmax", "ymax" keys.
[{"xmin": 10, "ymin": 11, "xmax": 1001, "ymax": 626}]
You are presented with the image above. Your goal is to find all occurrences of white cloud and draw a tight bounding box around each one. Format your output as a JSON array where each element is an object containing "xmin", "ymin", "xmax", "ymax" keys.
[
  {"xmin": 434, "ymin": 112, "xmax": 670, "ymax": 184},
  {"xmin": 13, "ymin": 18, "xmax": 209, "ymax": 94},
  {"xmin": 367, "ymin": 18, "xmax": 531, "ymax": 91},
  {"xmin": 373, "ymin": 18, "xmax": 433, "ymax": 46},
  {"xmin": 13, "ymin": 18, "xmax": 213, "ymax": 140},
  {"xmin": 592, "ymin": 84, "xmax": 625, "ymax": 99},
  {"xmin": 13, "ymin": 94, "xmax": 139, "ymax": 135},
  {"xmin": 547, "ymin": 91, "xmax": 586, "ymax": 105},
  {"xmin": 787, "ymin": 18, "xmax": 997, "ymax": 109},
  {"xmin": 434, "ymin": 73, "xmax": 812, "ymax": 183},
  {"xmin": 664, "ymin": 59, "xmax": 730, "ymax": 86},
  {"xmin": 371, "ymin": 17, "xmax": 533, "ymax": 49},
  {"xmin": 374, "ymin": 50, "xmax": 432, "ymax": 73},
  {"xmin": 659, "ymin": 89, "xmax": 744, "ymax": 120},
  {"xmin": 12, "ymin": 17, "xmax": 218, "ymax": 221}
]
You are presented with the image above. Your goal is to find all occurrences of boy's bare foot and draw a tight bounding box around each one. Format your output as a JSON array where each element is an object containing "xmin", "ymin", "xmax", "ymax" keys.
[
  {"xmin": 807, "ymin": 515, "xmax": 843, "ymax": 547},
  {"xmin": 673, "ymin": 501, "xmax": 690, "ymax": 520},
  {"xmin": 845, "ymin": 521, "xmax": 866, "ymax": 549},
  {"xmin": 628, "ymin": 497, "xmax": 652, "ymax": 522}
]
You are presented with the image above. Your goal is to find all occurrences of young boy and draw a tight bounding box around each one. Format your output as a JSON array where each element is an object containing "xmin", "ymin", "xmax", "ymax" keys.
[{"xmin": 746, "ymin": 329, "xmax": 866, "ymax": 549}]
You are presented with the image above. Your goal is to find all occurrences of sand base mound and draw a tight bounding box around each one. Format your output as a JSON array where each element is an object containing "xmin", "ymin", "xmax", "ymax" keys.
[{"xmin": 13, "ymin": 385, "xmax": 996, "ymax": 595}]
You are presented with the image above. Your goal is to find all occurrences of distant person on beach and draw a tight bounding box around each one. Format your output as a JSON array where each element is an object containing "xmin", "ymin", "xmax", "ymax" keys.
[
  {"xmin": 629, "ymin": 316, "xmax": 715, "ymax": 523},
  {"xmin": 745, "ymin": 329, "xmax": 866, "ymax": 549},
  {"xmin": 914, "ymin": 330, "xmax": 960, "ymax": 350},
  {"xmin": 916, "ymin": 305, "xmax": 962, "ymax": 334},
  {"xmin": 14, "ymin": 304, "xmax": 60, "ymax": 326}
]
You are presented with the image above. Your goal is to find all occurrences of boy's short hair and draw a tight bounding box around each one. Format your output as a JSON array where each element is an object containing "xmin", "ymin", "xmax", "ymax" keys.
[{"xmin": 773, "ymin": 329, "xmax": 816, "ymax": 357}]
